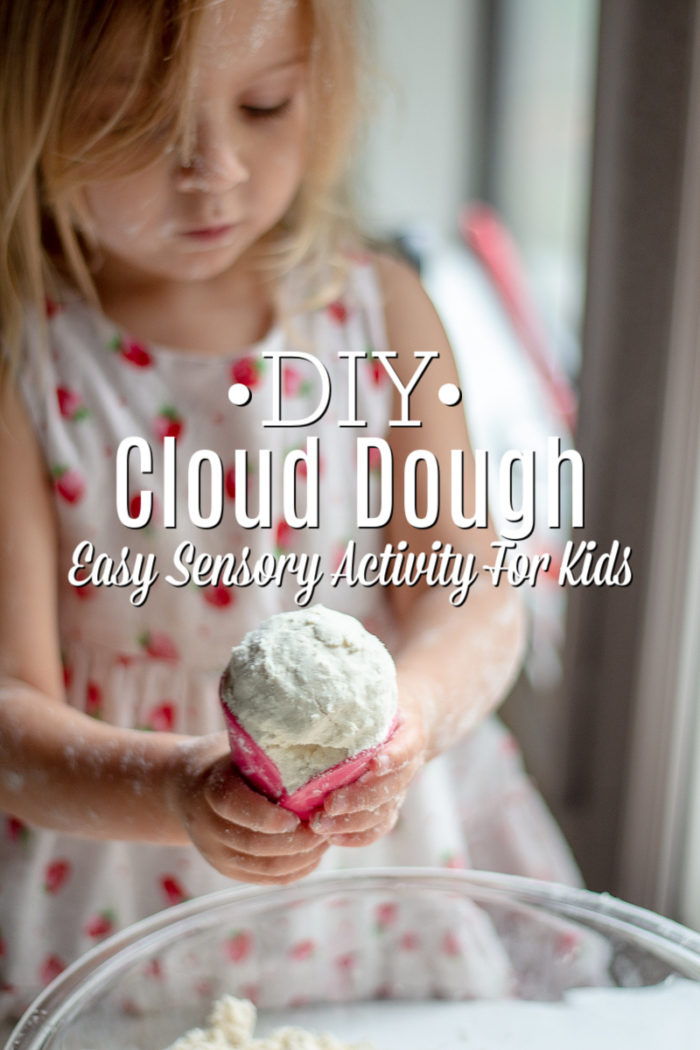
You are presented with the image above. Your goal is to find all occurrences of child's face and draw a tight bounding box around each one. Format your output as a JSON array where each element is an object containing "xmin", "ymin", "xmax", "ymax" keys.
[{"xmin": 82, "ymin": 0, "xmax": 310, "ymax": 286}]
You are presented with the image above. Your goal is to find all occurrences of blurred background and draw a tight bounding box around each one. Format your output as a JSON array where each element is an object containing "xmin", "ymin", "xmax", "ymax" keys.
[{"xmin": 356, "ymin": 0, "xmax": 700, "ymax": 930}]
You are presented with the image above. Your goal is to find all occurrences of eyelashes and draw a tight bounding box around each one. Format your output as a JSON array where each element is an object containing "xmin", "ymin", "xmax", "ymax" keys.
[{"xmin": 240, "ymin": 98, "xmax": 293, "ymax": 121}]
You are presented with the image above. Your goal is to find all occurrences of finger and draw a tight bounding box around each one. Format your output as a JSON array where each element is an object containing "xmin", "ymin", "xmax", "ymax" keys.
[
  {"xmin": 230, "ymin": 851, "xmax": 327, "ymax": 886},
  {"xmin": 220, "ymin": 819, "xmax": 322, "ymax": 857},
  {"xmin": 205, "ymin": 760, "xmax": 301, "ymax": 834},
  {"xmin": 368, "ymin": 717, "xmax": 425, "ymax": 777},
  {"xmin": 323, "ymin": 757, "xmax": 420, "ymax": 817},
  {"xmin": 310, "ymin": 798, "xmax": 400, "ymax": 838},
  {"xmin": 193, "ymin": 801, "xmax": 320, "ymax": 857},
  {"xmin": 222, "ymin": 840, "xmax": 329, "ymax": 879},
  {"xmin": 326, "ymin": 807, "xmax": 400, "ymax": 848}
]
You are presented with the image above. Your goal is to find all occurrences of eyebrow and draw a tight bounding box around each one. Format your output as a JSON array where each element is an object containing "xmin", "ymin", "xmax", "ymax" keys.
[{"xmin": 245, "ymin": 53, "xmax": 308, "ymax": 78}]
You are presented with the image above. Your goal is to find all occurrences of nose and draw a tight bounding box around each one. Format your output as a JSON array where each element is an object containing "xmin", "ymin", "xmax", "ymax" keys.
[{"xmin": 174, "ymin": 125, "xmax": 250, "ymax": 194}]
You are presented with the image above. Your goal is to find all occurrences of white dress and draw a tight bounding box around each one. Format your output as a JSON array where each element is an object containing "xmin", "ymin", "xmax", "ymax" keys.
[{"xmin": 0, "ymin": 260, "xmax": 581, "ymax": 1022}]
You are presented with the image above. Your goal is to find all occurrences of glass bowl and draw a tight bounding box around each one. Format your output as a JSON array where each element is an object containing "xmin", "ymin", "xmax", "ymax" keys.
[{"xmin": 7, "ymin": 868, "xmax": 700, "ymax": 1050}]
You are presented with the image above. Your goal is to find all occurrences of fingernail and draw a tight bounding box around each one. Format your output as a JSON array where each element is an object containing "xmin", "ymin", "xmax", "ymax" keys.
[{"xmin": 280, "ymin": 810, "xmax": 300, "ymax": 830}]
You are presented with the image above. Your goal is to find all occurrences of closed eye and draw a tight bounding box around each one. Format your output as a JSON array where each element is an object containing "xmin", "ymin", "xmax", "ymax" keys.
[{"xmin": 240, "ymin": 99, "xmax": 292, "ymax": 120}]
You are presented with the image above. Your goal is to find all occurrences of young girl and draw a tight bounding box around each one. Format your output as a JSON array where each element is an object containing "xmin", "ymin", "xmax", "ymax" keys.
[{"xmin": 0, "ymin": 0, "xmax": 580, "ymax": 1021}]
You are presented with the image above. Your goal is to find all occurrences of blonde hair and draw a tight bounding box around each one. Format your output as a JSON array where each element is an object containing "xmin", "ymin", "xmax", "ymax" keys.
[{"xmin": 0, "ymin": 0, "xmax": 370, "ymax": 378}]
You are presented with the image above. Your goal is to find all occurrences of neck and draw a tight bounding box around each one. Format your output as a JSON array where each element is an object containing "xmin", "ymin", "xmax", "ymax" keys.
[{"xmin": 92, "ymin": 248, "xmax": 278, "ymax": 356}]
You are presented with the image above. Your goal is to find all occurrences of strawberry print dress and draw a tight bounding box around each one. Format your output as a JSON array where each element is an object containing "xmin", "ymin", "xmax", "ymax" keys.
[{"xmin": 0, "ymin": 259, "xmax": 582, "ymax": 1023}]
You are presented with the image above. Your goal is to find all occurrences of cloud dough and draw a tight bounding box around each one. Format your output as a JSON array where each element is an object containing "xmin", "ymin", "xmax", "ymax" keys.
[
  {"xmin": 165, "ymin": 995, "xmax": 373, "ymax": 1050},
  {"xmin": 221, "ymin": 605, "xmax": 398, "ymax": 792}
]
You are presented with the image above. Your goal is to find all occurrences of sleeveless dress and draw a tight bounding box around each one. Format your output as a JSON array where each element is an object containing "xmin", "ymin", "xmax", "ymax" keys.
[{"xmin": 0, "ymin": 259, "xmax": 582, "ymax": 1022}]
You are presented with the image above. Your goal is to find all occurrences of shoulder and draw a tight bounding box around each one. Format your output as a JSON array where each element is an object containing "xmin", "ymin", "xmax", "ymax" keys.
[
  {"xmin": 369, "ymin": 248, "xmax": 455, "ymax": 384},
  {"xmin": 372, "ymin": 248, "xmax": 424, "ymax": 297},
  {"xmin": 372, "ymin": 249, "xmax": 451, "ymax": 352}
]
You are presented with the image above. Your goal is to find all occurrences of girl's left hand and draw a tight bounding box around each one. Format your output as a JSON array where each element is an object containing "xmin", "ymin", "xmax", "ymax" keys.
[{"xmin": 309, "ymin": 702, "xmax": 427, "ymax": 847}]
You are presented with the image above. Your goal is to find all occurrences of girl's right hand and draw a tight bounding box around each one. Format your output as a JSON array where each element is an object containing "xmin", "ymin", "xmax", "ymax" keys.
[{"xmin": 168, "ymin": 737, "xmax": 329, "ymax": 885}]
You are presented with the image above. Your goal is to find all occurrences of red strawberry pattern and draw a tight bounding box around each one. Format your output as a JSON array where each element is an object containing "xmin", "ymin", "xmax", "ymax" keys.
[
  {"xmin": 224, "ymin": 465, "xmax": 237, "ymax": 500},
  {"xmin": 62, "ymin": 656, "xmax": 73, "ymax": 690},
  {"xmin": 231, "ymin": 356, "xmax": 264, "ymax": 388},
  {"xmin": 129, "ymin": 492, "xmax": 158, "ymax": 524},
  {"xmin": 441, "ymin": 931, "xmax": 462, "ymax": 957},
  {"xmin": 289, "ymin": 939, "xmax": 315, "ymax": 962},
  {"xmin": 289, "ymin": 448, "xmax": 323, "ymax": 481},
  {"xmin": 400, "ymin": 931, "xmax": 420, "ymax": 951},
  {"xmin": 327, "ymin": 300, "xmax": 349, "ymax": 324},
  {"xmin": 138, "ymin": 631, "xmax": 179, "ymax": 661},
  {"xmin": 442, "ymin": 851, "xmax": 466, "ymax": 870},
  {"xmin": 40, "ymin": 954, "xmax": 66, "ymax": 986},
  {"xmin": 375, "ymin": 902, "xmax": 398, "ymax": 932},
  {"xmin": 282, "ymin": 366, "xmax": 313, "ymax": 399},
  {"xmin": 6, "ymin": 816, "xmax": 30, "ymax": 846},
  {"xmin": 57, "ymin": 386, "xmax": 89, "ymax": 421},
  {"xmin": 367, "ymin": 445, "xmax": 383, "ymax": 474},
  {"xmin": 160, "ymin": 875, "xmax": 187, "ymax": 906},
  {"xmin": 74, "ymin": 581, "xmax": 96, "ymax": 601},
  {"xmin": 84, "ymin": 910, "xmax": 116, "ymax": 940},
  {"xmin": 52, "ymin": 465, "xmax": 85, "ymax": 504},
  {"xmin": 366, "ymin": 350, "xmax": 387, "ymax": 386},
  {"xmin": 274, "ymin": 518, "xmax": 293, "ymax": 552},
  {"xmin": 555, "ymin": 931, "xmax": 581, "ymax": 960},
  {"xmin": 44, "ymin": 859, "xmax": 71, "ymax": 894},
  {"xmin": 143, "ymin": 958, "xmax": 163, "ymax": 980},
  {"xmin": 225, "ymin": 930, "xmax": 253, "ymax": 963},
  {"xmin": 85, "ymin": 681, "xmax": 102, "ymax": 718},
  {"xmin": 153, "ymin": 406, "xmax": 184, "ymax": 440},
  {"xmin": 203, "ymin": 582, "xmax": 234, "ymax": 608},
  {"xmin": 110, "ymin": 335, "xmax": 152, "ymax": 368},
  {"xmin": 145, "ymin": 702, "xmax": 176, "ymax": 732},
  {"xmin": 335, "ymin": 952, "xmax": 356, "ymax": 975}
]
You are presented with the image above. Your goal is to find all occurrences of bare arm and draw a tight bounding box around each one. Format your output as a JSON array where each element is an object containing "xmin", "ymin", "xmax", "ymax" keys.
[
  {"xmin": 0, "ymin": 381, "xmax": 186, "ymax": 840},
  {"xmin": 0, "ymin": 385, "xmax": 325, "ymax": 881},
  {"xmin": 380, "ymin": 251, "xmax": 525, "ymax": 759},
  {"xmin": 311, "ymin": 252, "xmax": 525, "ymax": 842}
]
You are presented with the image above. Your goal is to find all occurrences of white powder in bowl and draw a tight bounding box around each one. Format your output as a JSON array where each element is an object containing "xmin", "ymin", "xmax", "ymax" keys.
[{"xmin": 221, "ymin": 605, "xmax": 398, "ymax": 792}]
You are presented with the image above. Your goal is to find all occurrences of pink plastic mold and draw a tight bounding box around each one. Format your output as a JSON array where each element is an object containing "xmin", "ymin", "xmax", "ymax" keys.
[{"xmin": 220, "ymin": 676, "xmax": 396, "ymax": 820}]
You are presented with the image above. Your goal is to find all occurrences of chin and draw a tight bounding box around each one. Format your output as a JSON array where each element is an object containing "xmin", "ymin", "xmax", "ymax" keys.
[
  {"xmin": 175, "ymin": 259, "xmax": 236, "ymax": 282},
  {"xmin": 159, "ymin": 248, "xmax": 243, "ymax": 283}
]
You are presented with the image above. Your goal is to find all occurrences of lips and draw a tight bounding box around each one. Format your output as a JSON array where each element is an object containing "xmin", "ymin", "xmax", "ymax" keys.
[{"xmin": 180, "ymin": 222, "xmax": 239, "ymax": 240}]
